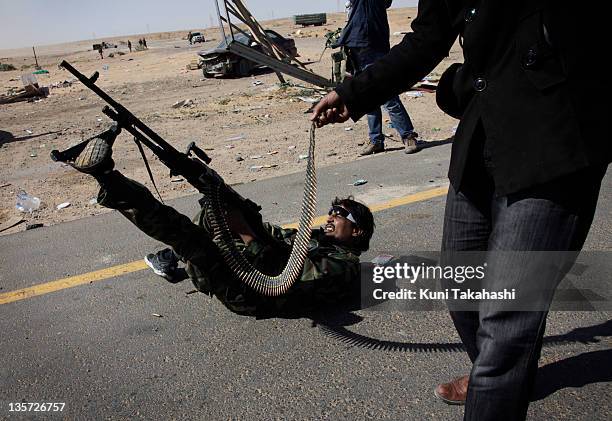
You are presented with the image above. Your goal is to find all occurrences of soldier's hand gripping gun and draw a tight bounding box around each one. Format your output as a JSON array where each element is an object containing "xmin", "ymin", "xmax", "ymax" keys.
[{"xmin": 50, "ymin": 60, "xmax": 269, "ymax": 242}]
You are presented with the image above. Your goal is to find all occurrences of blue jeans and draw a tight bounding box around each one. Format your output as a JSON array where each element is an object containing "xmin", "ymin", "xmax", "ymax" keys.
[
  {"xmin": 350, "ymin": 47, "xmax": 415, "ymax": 145},
  {"xmin": 442, "ymin": 132, "xmax": 607, "ymax": 420}
]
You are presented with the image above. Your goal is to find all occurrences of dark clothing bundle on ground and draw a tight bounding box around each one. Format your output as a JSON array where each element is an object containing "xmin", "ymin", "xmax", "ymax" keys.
[{"xmin": 96, "ymin": 171, "xmax": 361, "ymax": 317}]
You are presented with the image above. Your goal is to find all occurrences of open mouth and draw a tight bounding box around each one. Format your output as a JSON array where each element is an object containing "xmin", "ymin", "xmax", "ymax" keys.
[{"xmin": 324, "ymin": 223, "xmax": 335, "ymax": 233}]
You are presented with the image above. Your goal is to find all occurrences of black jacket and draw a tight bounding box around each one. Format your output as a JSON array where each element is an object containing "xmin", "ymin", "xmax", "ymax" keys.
[{"xmin": 335, "ymin": 0, "xmax": 611, "ymax": 195}]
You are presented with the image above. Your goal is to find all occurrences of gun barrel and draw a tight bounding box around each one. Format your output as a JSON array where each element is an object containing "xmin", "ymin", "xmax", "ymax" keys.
[{"xmin": 60, "ymin": 60, "xmax": 180, "ymax": 156}]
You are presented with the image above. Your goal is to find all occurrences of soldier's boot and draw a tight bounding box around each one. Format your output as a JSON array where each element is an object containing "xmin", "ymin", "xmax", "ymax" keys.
[
  {"xmin": 71, "ymin": 125, "xmax": 121, "ymax": 177},
  {"xmin": 402, "ymin": 132, "xmax": 420, "ymax": 154},
  {"xmin": 360, "ymin": 142, "xmax": 384, "ymax": 156},
  {"xmin": 73, "ymin": 135, "xmax": 116, "ymax": 175}
]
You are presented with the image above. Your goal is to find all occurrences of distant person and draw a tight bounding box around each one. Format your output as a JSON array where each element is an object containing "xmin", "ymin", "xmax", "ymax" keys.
[
  {"xmin": 142, "ymin": 38, "xmax": 148, "ymax": 49},
  {"xmin": 138, "ymin": 38, "xmax": 143, "ymax": 48},
  {"xmin": 127, "ymin": 40, "xmax": 132, "ymax": 53},
  {"xmin": 336, "ymin": 0, "xmax": 419, "ymax": 155},
  {"xmin": 97, "ymin": 45, "xmax": 103, "ymax": 60},
  {"xmin": 188, "ymin": 31, "xmax": 193, "ymax": 45}
]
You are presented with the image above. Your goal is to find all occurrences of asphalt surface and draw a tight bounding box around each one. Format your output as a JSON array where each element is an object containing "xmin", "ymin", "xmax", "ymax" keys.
[{"xmin": 1, "ymin": 141, "xmax": 610, "ymax": 420}]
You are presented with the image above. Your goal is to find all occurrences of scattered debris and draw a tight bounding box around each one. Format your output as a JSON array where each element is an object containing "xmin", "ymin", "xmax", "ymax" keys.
[
  {"xmin": 170, "ymin": 178, "xmax": 185, "ymax": 183},
  {"xmin": 186, "ymin": 59, "xmax": 201, "ymax": 70},
  {"xmin": 88, "ymin": 198, "xmax": 98, "ymax": 205},
  {"xmin": 344, "ymin": 127, "xmax": 353, "ymax": 131},
  {"xmin": 326, "ymin": 152, "xmax": 337, "ymax": 157},
  {"xmin": 0, "ymin": 183, "xmax": 11, "ymax": 189},
  {"xmin": 152, "ymin": 313, "xmax": 163, "ymax": 318},
  {"xmin": 288, "ymin": 145, "xmax": 296, "ymax": 150},
  {"xmin": 250, "ymin": 155, "xmax": 263, "ymax": 159},
  {"xmin": 15, "ymin": 191, "xmax": 41, "ymax": 212},
  {"xmin": 371, "ymin": 254, "xmax": 395, "ymax": 265},
  {"xmin": 25, "ymin": 129, "xmax": 33, "ymax": 134},
  {"xmin": 266, "ymin": 151, "xmax": 278, "ymax": 155},
  {"xmin": 0, "ymin": 63, "xmax": 17, "ymax": 71},
  {"xmin": 297, "ymin": 96, "xmax": 319, "ymax": 103},
  {"xmin": 185, "ymin": 289, "xmax": 198, "ymax": 295},
  {"xmin": 171, "ymin": 99, "xmax": 194, "ymax": 108},
  {"xmin": 353, "ymin": 179, "xmax": 368, "ymax": 186},
  {"xmin": 56, "ymin": 202, "xmax": 71, "ymax": 210},
  {"xmin": 32, "ymin": 69, "xmax": 49, "ymax": 74},
  {"xmin": 226, "ymin": 134, "xmax": 246, "ymax": 141},
  {"xmin": 29, "ymin": 152, "xmax": 37, "ymax": 158},
  {"xmin": 0, "ymin": 74, "xmax": 48, "ymax": 104},
  {"xmin": 26, "ymin": 223, "xmax": 44, "ymax": 230},
  {"xmin": 235, "ymin": 156, "xmax": 244, "ymax": 162},
  {"xmin": 298, "ymin": 154, "xmax": 309, "ymax": 160},
  {"xmin": 250, "ymin": 164, "xmax": 278, "ymax": 171},
  {"xmin": 405, "ymin": 91, "xmax": 424, "ymax": 98}
]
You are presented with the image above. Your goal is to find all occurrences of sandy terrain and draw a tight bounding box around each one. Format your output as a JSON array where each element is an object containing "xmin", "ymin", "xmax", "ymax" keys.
[{"xmin": 0, "ymin": 8, "xmax": 460, "ymax": 235}]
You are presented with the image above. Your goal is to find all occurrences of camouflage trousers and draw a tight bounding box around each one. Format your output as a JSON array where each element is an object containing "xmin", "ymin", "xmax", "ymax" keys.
[{"xmin": 96, "ymin": 171, "xmax": 291, "ymax": 316}]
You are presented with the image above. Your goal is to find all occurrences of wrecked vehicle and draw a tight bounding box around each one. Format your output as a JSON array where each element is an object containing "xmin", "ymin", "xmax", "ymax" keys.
[{"xmin": 198, "ymin": 30, "xmax": 298, "ymax": 78}]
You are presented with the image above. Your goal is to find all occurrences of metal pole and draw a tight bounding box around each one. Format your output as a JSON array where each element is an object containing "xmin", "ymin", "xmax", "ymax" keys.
[
  {"xmin": 32, "ymin": 46, "xmax": 39, "ymax": 69},
  {"xmin": 224, "ymin": 0, "xmax": 234, "ymax": 41},
  {"xmin": 214, "ymin": 0, "xmax": 227, "ymax": 41}
]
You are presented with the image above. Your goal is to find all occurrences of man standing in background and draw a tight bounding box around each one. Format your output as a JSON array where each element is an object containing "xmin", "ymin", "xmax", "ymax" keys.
[{"xmin": 337, "ymin": 0, "xmax": 419, "ymax": 155}]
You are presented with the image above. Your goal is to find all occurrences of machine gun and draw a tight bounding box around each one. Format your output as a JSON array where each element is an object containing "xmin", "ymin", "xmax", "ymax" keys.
[
  {"xmin": 51, "ymin": 60, "xmax": 317, "ymax": 296},
  {"xmin": 52, "ymin": 61, "xmax": 264, "ymax": 232}
]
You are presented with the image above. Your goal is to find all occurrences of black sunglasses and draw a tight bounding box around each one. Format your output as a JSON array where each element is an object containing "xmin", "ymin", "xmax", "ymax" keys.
[{"xmin": 328, "ymin": 205, "xmax": 357, "ymax": 225}]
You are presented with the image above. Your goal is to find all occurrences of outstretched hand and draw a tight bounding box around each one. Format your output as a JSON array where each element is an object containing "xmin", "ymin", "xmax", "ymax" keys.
[{"xmin": 310, "ymin": 91, "xmax": 350, "ymax": 128}]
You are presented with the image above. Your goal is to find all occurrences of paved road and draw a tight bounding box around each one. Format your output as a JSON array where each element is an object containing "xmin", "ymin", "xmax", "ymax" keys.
[{"xmin": 1, "ymin": 142, "xmax": 610, "ymax": 420}]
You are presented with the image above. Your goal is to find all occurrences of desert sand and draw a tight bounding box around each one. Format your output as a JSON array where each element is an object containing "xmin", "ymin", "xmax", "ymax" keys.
[{"xmin": 0, "ymin": 8, "xmax": 461, "ymax": 235}]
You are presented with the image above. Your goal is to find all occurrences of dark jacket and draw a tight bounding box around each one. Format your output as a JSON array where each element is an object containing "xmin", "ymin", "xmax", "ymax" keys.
[
  {"xmin": 337, "ymin": 0, "xmax": 394, "ymax": 52},
  {"xmin": 336, "ymin": 0, "xmax": 611, "ymax": 195}
]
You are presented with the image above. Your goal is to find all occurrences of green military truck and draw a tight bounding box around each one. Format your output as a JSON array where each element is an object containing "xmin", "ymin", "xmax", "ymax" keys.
[{"xmin": 293, "ymin": 13, "xmax": 327, "ymax": 27}]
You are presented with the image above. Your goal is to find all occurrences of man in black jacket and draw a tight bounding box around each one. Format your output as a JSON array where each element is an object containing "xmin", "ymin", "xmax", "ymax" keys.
[{"xmin": 311, "ymin": 1, "xmax": 610, "ymax": 420}]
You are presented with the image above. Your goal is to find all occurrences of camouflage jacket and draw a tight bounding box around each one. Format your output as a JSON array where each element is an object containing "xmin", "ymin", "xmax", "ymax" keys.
[{"xmin": 188, "ymin": 221, "xmax": 361, "ymax": 317}]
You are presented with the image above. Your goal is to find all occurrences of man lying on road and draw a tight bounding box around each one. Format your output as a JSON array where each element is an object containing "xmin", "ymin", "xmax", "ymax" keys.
[{"xmin": 70, "ymin": 134, "xmax": 374, "ymax": 317}]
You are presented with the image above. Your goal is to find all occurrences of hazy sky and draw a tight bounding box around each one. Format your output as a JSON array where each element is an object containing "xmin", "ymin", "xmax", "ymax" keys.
[{"xmin": 0, "ymin": 0, "xmax": 419, "ymax": 50}]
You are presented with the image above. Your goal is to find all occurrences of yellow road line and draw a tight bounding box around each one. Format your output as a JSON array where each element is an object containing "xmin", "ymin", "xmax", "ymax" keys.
[
  {"xmin": 0, "ymin": 261, "xmax": 148, "ymax": 305},
  {"xmin": 0, "ymin": 186, "xmax": 448, "ymax": 305}
]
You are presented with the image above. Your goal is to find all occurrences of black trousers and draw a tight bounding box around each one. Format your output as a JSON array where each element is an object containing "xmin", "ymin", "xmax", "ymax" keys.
[{"xmin": 442, "ymin": 137, "xmax": 607, "ymax": 420}]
